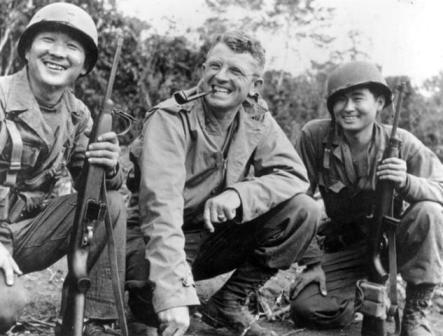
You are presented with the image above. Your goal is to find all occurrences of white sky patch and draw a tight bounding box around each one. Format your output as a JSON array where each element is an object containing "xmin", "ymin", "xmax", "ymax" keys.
[{"xmin": 117, "ymin": 0, "xmax": 443, "ymax": 83}]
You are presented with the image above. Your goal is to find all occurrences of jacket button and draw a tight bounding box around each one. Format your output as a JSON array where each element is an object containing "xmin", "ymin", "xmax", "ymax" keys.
[{"xmin": 181, "ymin": 277, "xmax": 195, "ymax": 287}]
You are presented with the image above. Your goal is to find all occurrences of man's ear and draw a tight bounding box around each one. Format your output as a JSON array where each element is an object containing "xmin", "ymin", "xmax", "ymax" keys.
[
  {"xmin": 195, "ymin": 63, "xmax": 206, "ymax": 79},
  {"xmin": 80, "ymin": 65, "xmax": 88, "ymax": 76},
  {"xmin": 376, "ymin": 95, "xmax": 386, "ymax": 112},
  {"xmin": 249, "ymin": 77, "xmax": 263, "ymax": 96}
]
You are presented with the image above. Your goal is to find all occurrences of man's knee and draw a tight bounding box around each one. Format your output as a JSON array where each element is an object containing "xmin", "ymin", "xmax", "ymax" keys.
[
  {"xmin": 283, "ymin": 194, "xmax": 321, "ymax": 241},
  {"xmin": 0, "ymin": 276, "xmax": 28, "ymax": 332},
  {"xmin": 402, "ymin": 201, "xmax": 443, "ymax": 238}
]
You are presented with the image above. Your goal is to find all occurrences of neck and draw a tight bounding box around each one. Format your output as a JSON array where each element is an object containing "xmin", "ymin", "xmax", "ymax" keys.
[
  {"xmin": 343, "ymin": 124, "xmax": 374, "ymax": 151},
  {"xmin": 27, "ymin": 71, "xmax": 64, "ymax": 106},
  {"xmin": 205, "ymin": 104, "xmax": 239, "ymax": 131}
]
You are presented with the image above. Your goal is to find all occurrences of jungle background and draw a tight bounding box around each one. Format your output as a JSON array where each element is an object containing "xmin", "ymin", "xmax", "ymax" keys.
[
  {"xmin": 1, "ymin": 0, "xmax": 443, "ymax": 335},
  {"xmin": 2, "ymin": 0, "xmax": 443, "ymax": 156}
]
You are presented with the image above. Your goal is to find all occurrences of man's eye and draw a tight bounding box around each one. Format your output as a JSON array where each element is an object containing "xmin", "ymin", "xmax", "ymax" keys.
[
  {"xmin": 209, "ymin": 63, "xmax": 221, "ymax": 70},
  {"xmin": 230, "ymin": 68, "xmax": 244, "ymax": 77},
  {"xmin": 67, "ymin": 42, "xmax": 80, "ymax": 50},
  {"xmin": 41, "ymin": 36, "xmax": 55, "ymax": 42}
]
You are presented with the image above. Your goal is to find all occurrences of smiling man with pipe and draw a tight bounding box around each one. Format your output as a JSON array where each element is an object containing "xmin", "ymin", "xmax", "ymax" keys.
[{"xmin": 125, "ymin": 31, "xmax": 321, "ymax": 336}]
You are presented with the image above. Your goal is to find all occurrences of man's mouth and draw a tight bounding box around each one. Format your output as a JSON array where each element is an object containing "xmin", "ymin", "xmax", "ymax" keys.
[
  {"xmin": 212, "ymin": 85, "xmax": 231, "ymax": 94},
  {"xmin": 342, "ymin": 115, "xmax": 358, "ymax": 122},
  {"xmin": 43, "ymin": 61, "xmax": 67, "ymax": 71}
]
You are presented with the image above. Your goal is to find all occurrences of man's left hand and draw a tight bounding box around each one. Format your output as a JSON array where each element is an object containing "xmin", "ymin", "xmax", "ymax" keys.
[
  {"xmin": 85, "ymin": 131, "xmax": 120, "ymax": 175},
  {"xmin": 158, "ymin": 306, "xmax": 190, "ymax": 336},
  {"xmin": 203, "ymin": 189, "xmax": 241, "ymax": 233},
  {"xmin": 376, "ymin": 157, "xmax": 407, "ymax": 189}
]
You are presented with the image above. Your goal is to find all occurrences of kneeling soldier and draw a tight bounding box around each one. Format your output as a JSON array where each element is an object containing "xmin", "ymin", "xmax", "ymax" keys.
[
  {"xmin": 0, "ymin": 3, "xmax": 126, "ymax": 335},
  {"xmin": 292, "ymin": 61, "xmax": 443, "ymax": 336}
]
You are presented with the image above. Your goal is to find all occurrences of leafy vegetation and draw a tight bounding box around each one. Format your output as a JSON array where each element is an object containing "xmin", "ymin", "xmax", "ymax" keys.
[{"xmin": 2, "ymin": 0, "xmax": 443, "ymax": 160}]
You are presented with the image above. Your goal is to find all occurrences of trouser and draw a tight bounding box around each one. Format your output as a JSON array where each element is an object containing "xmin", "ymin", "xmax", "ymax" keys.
[
  {"xmin": 291, "ymin": 201, "xmax": 443, "ymax": 329},
  {"xmin": 126, "ymin": 193, "xmax": 321, "ymax": 325},
  {"xmin": 0, "ymin": 191, "xmax": 127, "ymax": 330}
]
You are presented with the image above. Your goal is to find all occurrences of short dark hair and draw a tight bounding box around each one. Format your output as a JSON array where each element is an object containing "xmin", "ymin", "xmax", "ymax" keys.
[{"xmin": 209, "ymin": 31, "xmax": 266, "ymax": 69}]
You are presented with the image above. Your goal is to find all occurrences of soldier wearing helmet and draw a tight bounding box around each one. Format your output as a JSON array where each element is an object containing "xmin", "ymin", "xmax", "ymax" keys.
[
  {"xmin": 290, "ymin": 61, "xmax": 443, "ymax": 336},
  {"xmin": 0, "ymin": 3, "xmax": 126, "ymax": 335}
]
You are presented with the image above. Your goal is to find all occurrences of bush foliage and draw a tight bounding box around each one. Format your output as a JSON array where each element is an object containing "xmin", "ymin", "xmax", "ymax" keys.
[{"xmin": 2, "ymin": 0, "xmax": 443, "ymax": 159}]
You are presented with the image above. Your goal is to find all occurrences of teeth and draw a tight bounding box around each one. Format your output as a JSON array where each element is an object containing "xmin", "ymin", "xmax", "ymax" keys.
[
  {"xmin": 213, "ymin": 86, "xmax": 230, "ymax": 93},
  {"xmin": 45, "ymin": 62, "xmax": 65, "ymax": 71}
]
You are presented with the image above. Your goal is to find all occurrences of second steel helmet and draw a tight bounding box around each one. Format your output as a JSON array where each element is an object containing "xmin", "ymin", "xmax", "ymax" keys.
[
  {"xmin": 17, "ymin": 2, "xmax": 98, "ymax": 74},
  {"xmin": 326, "ymin": 61, "xmax": 392, "ymax": 113}
]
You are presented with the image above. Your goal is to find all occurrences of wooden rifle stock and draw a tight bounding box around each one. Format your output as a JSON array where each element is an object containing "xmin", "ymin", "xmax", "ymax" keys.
[
  {"xmin": 361, "ymin": 83, "xmax": 406, "ymax": 336},
  {"xmin": 59, "ymin": 37, "xmax": 124, "ymax": 336}
]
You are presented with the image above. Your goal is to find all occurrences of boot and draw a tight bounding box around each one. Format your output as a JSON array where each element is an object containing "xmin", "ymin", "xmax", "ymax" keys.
[
  {"xmin": 201, "ymin": 260, "xmax": 278, "ymax": 336},
  {"xmin": 400, "ymin": 283, "xmax": 435, "ymax": 336}
]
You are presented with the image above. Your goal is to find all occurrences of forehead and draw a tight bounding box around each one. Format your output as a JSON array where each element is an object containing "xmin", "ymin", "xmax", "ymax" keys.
[{"xmin": 206, "ymin": 43, "xmax": 260, "ymax": 72}]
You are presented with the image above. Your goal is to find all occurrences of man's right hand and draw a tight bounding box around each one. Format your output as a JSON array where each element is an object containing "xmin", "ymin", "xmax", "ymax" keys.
[
  {"xmin": 0, "ymin": 242, "xmax": 22, "ymax": 286},
  {"xmin": 290, "ymin": 263, "xmax": 327, "ymax": 300},
  {"xmin": 158, "ymin": 306, "xmax": 190, "ymax": 336}
]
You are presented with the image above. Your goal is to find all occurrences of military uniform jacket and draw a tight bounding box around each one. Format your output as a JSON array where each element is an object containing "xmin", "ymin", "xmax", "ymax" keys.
[
  {"xmin": 0, "ymin": 69, "xmax": 123, "ymax": 240},
  {"xmin": 132, "ymin": 96, "xmax": 310, "ymax": 312},
  {"xmin": 297, "ymin": 119, "xmax": 443, "ymax": 263}
]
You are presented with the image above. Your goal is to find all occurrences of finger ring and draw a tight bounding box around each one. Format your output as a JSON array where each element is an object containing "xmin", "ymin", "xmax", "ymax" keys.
[{"xmin": 217, "ymin": 213, "xmax": 226, "ymax": 220}]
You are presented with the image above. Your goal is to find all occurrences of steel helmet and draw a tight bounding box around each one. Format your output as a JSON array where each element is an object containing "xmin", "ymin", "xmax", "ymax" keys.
[
  {"xmin": 326, "ymin": 61, "xmax": 392, "ymax": 113},
  {"xmin": 17, "ymin": 2, "xmax": 98, "ymax": 74}
]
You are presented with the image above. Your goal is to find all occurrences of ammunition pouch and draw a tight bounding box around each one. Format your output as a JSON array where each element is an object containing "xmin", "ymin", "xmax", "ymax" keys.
[
  {"xmin": 355, "ymin": 279, "xmax": 390, "ymax": 320},
  {"xmin": 0, "ymin": 185, "xmax": 47, "ymax": 224}
]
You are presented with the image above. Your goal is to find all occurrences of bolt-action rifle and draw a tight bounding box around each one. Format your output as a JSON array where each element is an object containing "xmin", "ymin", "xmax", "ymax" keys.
[
  {"xmin": 58, "ymin": 37, "xmax": 128, "ymax": 336},
  {"xmin": 358, "ymin": 83, "xmax": 406, "ymax": 336}
]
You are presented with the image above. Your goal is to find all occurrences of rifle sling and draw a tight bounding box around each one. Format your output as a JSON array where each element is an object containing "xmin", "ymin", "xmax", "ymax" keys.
[{"xmin": 102, "ymin": 180, "xmax": 128, "ymax": 336}]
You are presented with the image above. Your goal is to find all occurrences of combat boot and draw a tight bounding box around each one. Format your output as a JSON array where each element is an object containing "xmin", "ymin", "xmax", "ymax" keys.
[
  {"xmin": 201, "ymin": 260, "xmax": 278, "ymax": 336},
  {"xmin": 400, "ymin": 283, "xmax": 435, "ymax": 336}
]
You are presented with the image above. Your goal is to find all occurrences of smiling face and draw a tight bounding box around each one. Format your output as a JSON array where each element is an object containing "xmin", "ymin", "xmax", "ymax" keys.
[
  {"xmin": 332, "ymin": 87, "xmax": 385, "ymax": 136},
  {"xmin": 25, "ymin": 30, "xmax": 87, "ymax": 95},
  {"xmin": 200, "ymin": 43, "xmax": 263, "ymax": 115}
]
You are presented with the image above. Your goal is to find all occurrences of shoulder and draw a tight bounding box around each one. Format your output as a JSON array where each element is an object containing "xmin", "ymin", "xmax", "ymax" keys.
[
  {"xmin": 149, "ymin": 97, "xmax": 193, "ymax": 116},
  {"xmin": 0, "ymin": 71, "xmax": 21, "ymax": 102},
  {"xmin": 396, "ymin": 126, "xmax": 430, "ymax": 154},
  {"xmin": 301, "ymin": 119, "xmax": 332, "ymax": 137}
]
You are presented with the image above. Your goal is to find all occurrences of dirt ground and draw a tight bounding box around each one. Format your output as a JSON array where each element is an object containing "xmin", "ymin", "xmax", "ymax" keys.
[{"xmin": 4, "ymin": 258, "xmax": 443, "ymax": 336}]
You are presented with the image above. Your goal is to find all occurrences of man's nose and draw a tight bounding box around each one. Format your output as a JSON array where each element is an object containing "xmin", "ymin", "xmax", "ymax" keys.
[
  {"xmin": 343, "ymin": 98, "xmax": 355, "ymax": 111},
  {"xmin": 213, "ymin": 66, "xmax": 229, "ymax": 81},
  {"xmin": 48, "ymin": 41, "xmax": 67, "ymax": 58}
]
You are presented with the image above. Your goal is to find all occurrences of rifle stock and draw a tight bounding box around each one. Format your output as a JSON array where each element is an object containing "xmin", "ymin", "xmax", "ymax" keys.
[
  {"xmin": 59, "ymin": 37, "xmax": 124, "ymax": 336},
  {"xmin": 361, "ymin": 83, "xmax": 406, "ymax": 336}
]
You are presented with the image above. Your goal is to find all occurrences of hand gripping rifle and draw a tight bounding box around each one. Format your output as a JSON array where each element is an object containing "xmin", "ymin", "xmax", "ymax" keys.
[
  {"xmin": 358, "ymin": 83, "xmax": 406, "ymax": 336},
  {"xmin": 58, "ymin": 37, "xmax": 128, "ymax": 336}
]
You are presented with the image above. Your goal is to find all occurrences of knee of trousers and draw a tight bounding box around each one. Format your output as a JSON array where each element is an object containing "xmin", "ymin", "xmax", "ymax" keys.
[
  {"xmin": 290, "ymin": 283, "xmax": 354, "ymax": 329},
  {"xmin": 0, "ymin": 276, "xmax": 28, "ymax": 333},
  {"xmin": 401, "ymin": 201, "xmax": 443, "ymax": 239},
  {"xmin": 284, "ymin": 194, "xmax": 321, "ymax": 241}
]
